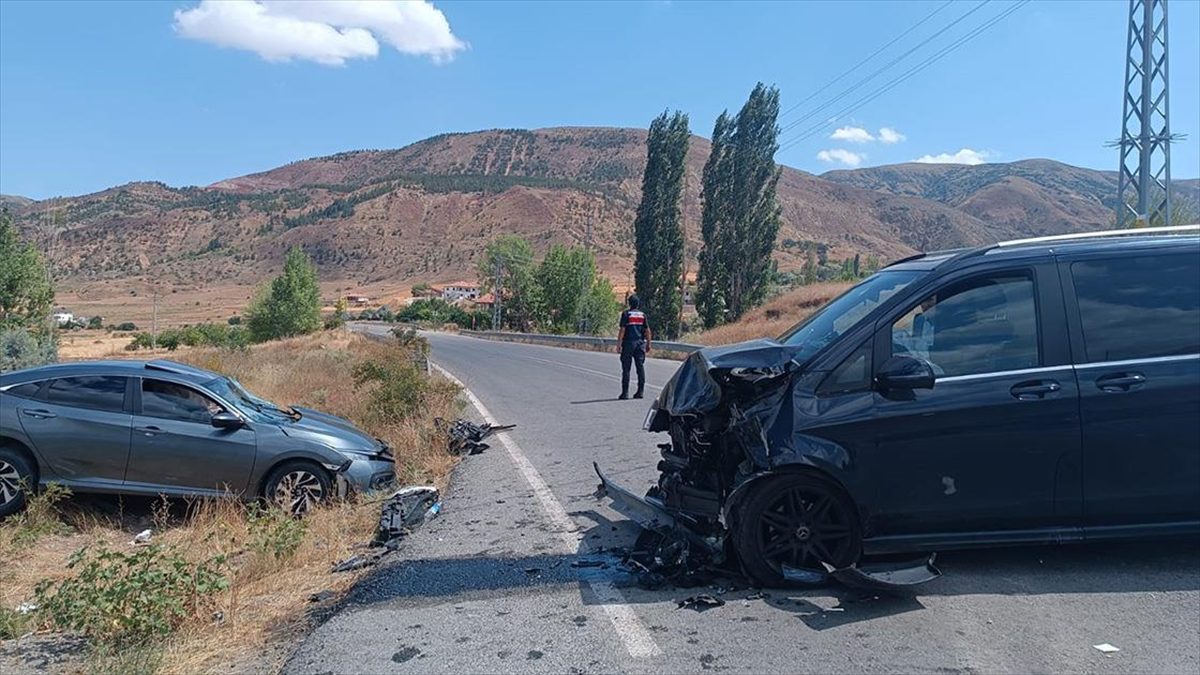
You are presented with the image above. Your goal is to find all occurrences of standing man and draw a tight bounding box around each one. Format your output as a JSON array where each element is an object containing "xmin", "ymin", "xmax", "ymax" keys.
[{"xmin": 617, "ymin": 295, "xmax": 652, "ymax": 400}]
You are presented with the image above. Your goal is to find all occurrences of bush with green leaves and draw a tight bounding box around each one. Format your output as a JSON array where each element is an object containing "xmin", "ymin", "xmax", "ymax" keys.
[
  {"xmin": 352, "ymin": 359, "xmax": 430, "ymax": 423},
  {"xmin": 114, "ymin": 322, "xmax": 138, "ymax": 332},
  {"xmin": 246, "ymin": 504, "xmax": 307, "ymax": 560},
  {"xmin": 34, "ymin": 544, "xmax": 229, "ymax": 641},
  {"xmin": 1, "ymin": 327, "xmax": 57, "ymax": 372}
]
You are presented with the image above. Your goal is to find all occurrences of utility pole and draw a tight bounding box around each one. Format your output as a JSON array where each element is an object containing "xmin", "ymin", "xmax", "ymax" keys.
[{"xmin": 1113, "ymin": 0, "xmax": 1179, "ymax": 228}]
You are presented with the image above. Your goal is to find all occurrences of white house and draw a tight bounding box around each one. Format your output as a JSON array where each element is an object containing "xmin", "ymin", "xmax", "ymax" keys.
[
  {"xmin": 440, "ymin": 281, "xmax": 480, "ymax": 302},
  {"xmin": 53, "ymin": 312, "xmax": 74, "ymax": 327}
]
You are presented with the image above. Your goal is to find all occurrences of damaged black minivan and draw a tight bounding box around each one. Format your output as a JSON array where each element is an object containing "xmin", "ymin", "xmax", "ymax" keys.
[{"xmin": 602, "ymin": 226, "xmax": 1200, "ymax": 586}]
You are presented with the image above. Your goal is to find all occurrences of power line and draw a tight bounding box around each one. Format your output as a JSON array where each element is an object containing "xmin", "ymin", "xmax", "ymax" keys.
[
  {"xmin": 778, "ymin": 0, "xmax": 956, "ymax": 122},
  {"xmin": 778, "ymin": 0, "xmax": 993, "ymax": 136},
  {"xmin": 779, "ymin": 0, "xmax": 1030, "ymax": 153}
]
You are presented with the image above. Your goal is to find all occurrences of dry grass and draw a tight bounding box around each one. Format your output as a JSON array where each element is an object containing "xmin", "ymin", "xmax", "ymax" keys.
[
  {"xmin": 688, "ymin": 282, "xmax": 854, "ymax": 346},
  {"xmin": 0, "ymin": 330, "xmax": 462, "ymax": 673}
]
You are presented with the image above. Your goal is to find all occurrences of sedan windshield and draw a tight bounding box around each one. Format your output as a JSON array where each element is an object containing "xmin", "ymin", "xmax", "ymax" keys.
[
  {"xmin": 204, "ymin": 377, "xmax": 291, "ymax": 423},
  {"xmin": 779, "ymin": 270, "xmax": 922, "ymax": 361}
]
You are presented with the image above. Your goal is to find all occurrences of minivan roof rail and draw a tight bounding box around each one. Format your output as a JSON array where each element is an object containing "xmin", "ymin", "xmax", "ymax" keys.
[{"xmin": 996, "ymin": 224, "xmax": 1200, "ymax": 248}]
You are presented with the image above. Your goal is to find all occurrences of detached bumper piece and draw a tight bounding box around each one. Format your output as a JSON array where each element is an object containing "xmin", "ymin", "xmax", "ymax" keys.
[
  {"xmin": 330, "ymin": 486, "xmax": 442, "ymax": 573},
  {"xmin": 438, "ymin": 418, "xmax": 516, "ymax": 456},
  {"xmin": 821, "ymin": 554, "xmax": 941, "ymax": 592}
]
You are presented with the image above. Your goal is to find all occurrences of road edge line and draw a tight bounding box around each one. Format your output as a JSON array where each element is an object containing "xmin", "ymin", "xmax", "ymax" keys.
[{"xmin": 430, "ymin": 361, "xmax": 663, "ymax": 660}]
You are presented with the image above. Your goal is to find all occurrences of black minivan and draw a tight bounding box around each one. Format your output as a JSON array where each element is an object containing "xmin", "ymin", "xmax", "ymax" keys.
[{"xmin": 604, "ymin": 226, "xmax": 1200, "ymax": 585}]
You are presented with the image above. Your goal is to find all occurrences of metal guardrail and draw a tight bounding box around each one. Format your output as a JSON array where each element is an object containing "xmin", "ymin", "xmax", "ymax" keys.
[{"xmin": 458, "ymin": 330, "xmax": 703, "ymax": 357}]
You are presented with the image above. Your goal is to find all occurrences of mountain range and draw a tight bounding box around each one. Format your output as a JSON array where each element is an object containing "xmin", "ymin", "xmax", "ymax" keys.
[{"xmin": 6, "ymin": 127, "xmax": 1197, "ymax": 314}]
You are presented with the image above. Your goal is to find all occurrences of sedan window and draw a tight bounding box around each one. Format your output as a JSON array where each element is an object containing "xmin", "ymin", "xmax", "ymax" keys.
[
  {"xmin": 891, "ymin": 273, "xmax": 1040, "ymax": 378},
  {"xmin": 142, "ymin": 380, "xmax": 225, "ymax": 424},
  {"xmin": 43, "ymin": 376, "xmax": 127, "ymax": 413}
]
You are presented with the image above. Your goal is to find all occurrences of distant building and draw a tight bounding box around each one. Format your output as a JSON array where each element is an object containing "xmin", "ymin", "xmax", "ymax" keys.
[
  {"xmin": 343, "ymin": 295, "xmax": 370, "ymax": 307},
  {"xmin": 474, "ymin": 292, "xmax": 496, "ymax": 308},
  {"xmin": 52, "ymin": 312, "xmax": 74, "ymax": 327},
  {"xmin": 440, "ymin": 281, "xmax": 480, "ymax": 302}
]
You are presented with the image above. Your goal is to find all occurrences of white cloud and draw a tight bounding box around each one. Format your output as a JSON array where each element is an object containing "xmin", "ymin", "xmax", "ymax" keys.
[
  {"xmin": 830, "ymin": 126, "xmax": 875, "ymax": 143},
  {"xmin": 817, "ymin": 149, "xmax": 866, "ymax": 167},
  {"xmin": 173, "ymin": 0, "xmax": 466, "ymax": 66},
  {"xmin": 878, "ymin": 127, "xmax": 906, "ymax": 144},
  {"xmin": 913, "ymin": 148, "xmax": 990, "ymax": 165}
]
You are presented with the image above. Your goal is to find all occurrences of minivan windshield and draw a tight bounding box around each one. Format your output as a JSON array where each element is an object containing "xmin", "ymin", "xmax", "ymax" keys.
[
  {"xmin": 779, "ymin": 270, "xmax": 922, "ymax": 361},
  {"xmin": 205, "ymin": 377, "xmax": 293, "ymax": 423}
]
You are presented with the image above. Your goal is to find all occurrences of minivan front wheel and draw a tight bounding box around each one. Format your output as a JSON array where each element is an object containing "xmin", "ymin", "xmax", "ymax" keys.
[
  {"xmin": 733, "ymin": 473, "xmax": 862, "ymax": 586},
  {"xmin": 263, "ymin": 462, "xmax": 331, "ymax": 515},
  {"xmin": 0, "ymin": 449, "xmax": 35, "ymax": 518}
]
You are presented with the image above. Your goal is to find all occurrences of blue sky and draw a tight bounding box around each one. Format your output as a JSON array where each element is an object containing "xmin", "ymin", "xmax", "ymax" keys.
[{"xmin": 1, "ymin": 0, "xmax": 1197, "ymax": 200}]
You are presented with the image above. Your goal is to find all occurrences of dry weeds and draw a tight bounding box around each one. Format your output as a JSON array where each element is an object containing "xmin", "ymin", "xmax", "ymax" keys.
[
  {"xmin": 688, "ymin": 282, "xmax": 853, "ymax": 346},
  {"xmin": 0, "ymin": 330, "xmax": 461, "ymax": 673}
]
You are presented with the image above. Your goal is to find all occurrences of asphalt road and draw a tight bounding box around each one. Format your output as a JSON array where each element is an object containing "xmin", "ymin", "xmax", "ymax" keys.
[{"xmin": 287, "ymin": 329, "xmax": 1199, "ymax": 674}]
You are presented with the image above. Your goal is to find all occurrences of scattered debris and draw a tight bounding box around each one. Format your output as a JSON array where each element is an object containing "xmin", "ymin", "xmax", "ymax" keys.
[
  {"xmin": 745, "ymin": 591, "xmax": 766, "ymax": 601},
  {"xmin": 392, "ymin": 646, "xmax": 422, "ymax": 664},
  {"xmin": 332, "ymin": 485, "xmax": 441, "ymax": 572},
  {"xmin": 676, "ymin": 594, "xmax": 726, "ymax": 612},
  {"xmin": 527, "ymin": 650, "xmax": 544, "ymax": 661},
  {"xmin": 437, "ymin": 418, "xmax": 516, "ymax": 456},
  {"xmin": 131, "ymin": 528, "xmax": 153, "ymax": 546},
  {"xmin": 524, "ymin": 567, "xmax": 543, "ymax": 576},
  {"xmin": 570, "ymin": 558, "xmax": 609, "ymax": 569},
  {"xmin": 1094, "ymin": 643, "xmax": 1121, "ymax": 655},
  {"xmin": 781, "ymin": 565, "xmax": 830, "ymax": 587},
  {"xmin": 821, "ymin": 555, "xmax": 941, "ymax": 592},
  {"xmin": 15, "ymin": 602, "xmax": 37, "ymax": 614}
]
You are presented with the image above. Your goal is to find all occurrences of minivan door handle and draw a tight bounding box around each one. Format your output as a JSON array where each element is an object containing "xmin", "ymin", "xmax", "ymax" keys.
[
  {"xmin": 1010, "ymin": 380, "xmax": 1061, "ymax": 401},
  {"xmin": 21, "ymin": 409, "xmax": 56, "ymax": 420},
  {"xmin": 1096, "ymin": 372, "xmax": 1146, "ymax": 393}
]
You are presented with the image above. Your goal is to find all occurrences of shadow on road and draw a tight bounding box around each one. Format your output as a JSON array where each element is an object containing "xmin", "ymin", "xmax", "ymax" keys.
[{"xmin": 569, "ymin": 398, "xmax": 626, "ymax": 405}]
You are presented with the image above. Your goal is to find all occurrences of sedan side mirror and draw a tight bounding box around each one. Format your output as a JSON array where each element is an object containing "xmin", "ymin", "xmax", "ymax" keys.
[
  {"xmin": 211, "ymin": 412, "xmax": 245, "ymax": 429},
  {"xmin": 876, "ymin": 355, "xmax": 936, "ymax": 391}
]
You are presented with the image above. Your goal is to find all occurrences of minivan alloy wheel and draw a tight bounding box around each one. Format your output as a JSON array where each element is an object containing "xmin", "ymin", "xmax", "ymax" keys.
[
  {"xmin": 273, "ymin": 469, "xmax": 325, "ymax": 514},
  {"xmin": 0, "ymin": 461, "xmax": 21, "ymax": 505}
]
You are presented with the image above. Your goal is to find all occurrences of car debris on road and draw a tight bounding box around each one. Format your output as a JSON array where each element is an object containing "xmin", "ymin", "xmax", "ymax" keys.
[
  {"xmin": 331, "ymin": 485, "xmax": 441, "ymax": 573},
  {"xmin": 437, "ymin": 418, "xmax": 516, "ymax": 456},
  {"xmin": 676, "ymin": 594, "xmax": 726, "ymax": 612}
]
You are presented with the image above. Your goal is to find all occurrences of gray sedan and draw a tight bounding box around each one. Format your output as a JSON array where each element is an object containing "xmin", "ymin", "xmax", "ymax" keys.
[{"xmin": 0, "ymin": 359, "xmax": 395, "ymax": 516}]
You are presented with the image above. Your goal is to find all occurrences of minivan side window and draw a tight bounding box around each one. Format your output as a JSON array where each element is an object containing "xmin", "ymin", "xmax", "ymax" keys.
[
  {"xmin": 142, "ymin": 379, "xmax": 225, "ymax": 424},
  {"xmin": 890, "ymin": 273, "xmax": 1040, "ymax": 378},
  {"xmin": 1071, "ymin": 253, "xmax": 1200, "ymax": 362},
  {"xmin": 43, "ymin": 376, "xmax": 128, "ymax": 413}
]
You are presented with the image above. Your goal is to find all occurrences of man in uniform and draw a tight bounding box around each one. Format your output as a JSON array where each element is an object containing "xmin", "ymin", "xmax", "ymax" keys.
[{"xmin": 617, "ymin": 295, "xmax": 652, "ymax": 400}]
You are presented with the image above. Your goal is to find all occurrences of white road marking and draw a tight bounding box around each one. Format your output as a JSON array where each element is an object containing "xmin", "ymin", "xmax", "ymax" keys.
[{"xmin": 430, "ymin": 362, "xmax": 663, "ymax": 659}]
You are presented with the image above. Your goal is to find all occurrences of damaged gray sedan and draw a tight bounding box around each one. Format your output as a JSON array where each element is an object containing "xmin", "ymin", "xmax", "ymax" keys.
[{"xmin": 600, "ymin": 227, "xmax": 1200, "ymax": 587}]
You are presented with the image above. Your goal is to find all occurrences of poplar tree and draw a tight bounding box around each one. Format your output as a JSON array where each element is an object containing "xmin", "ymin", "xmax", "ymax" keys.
[
  {"xmin": 696, "ymin": 84, "xmax": 783, "ymax": 328},
  {"xmin": 632, "ymin": 110, "xmax": 690, "ymax": 339}
]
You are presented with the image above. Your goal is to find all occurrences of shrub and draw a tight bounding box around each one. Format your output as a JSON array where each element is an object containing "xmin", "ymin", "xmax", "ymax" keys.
[
  {"xmin": 115, "ymin": 322, "xmax": 138, "ymax": 332},
  {"xmin": 246, "ymin": 504, "xmax": 307, "ymax": 561},
  {"xmin": 87, "ymin": 316, "xmax": 104, "ymax": 330},
  {"xmin": 34, "ymin": 544, "xmax": 229, "ymax": 641},
  {"xmin": 0, "ymin": 483, "xmax": 73, "ymax": 548},
  {"xmin": 0, "ymin": 327, "xmax": 57, "ymax": 372},
  {"xmin": 352, "ymin": 359, "xmax": 429, "ymax": 423}
]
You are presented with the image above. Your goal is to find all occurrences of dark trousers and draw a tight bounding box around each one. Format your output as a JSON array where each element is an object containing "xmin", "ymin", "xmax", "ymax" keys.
[{"xmin": 620, "ymin": 346, "xmax": 646, "ymax": 396}]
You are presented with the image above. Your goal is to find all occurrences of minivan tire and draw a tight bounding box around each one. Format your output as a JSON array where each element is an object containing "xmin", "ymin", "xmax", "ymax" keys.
[
  {"xmin": 263, "ymin": 461, "xmax": 332, "ymax": 516},
  {"xmin": 733, "ymin": 472, "xmax": 862, "ymax": 587},
  {"xmin": 0, "ymin": 447, "xmax": 36, "ymax": 519}
]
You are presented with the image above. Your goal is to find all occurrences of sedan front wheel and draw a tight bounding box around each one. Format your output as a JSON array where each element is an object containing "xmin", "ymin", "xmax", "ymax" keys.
[{"xmin": 263, "ymin": 462, "xmax": 331, "ymax": 516}]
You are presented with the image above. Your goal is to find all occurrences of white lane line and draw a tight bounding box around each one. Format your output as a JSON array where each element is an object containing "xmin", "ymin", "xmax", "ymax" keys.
[{"xmin": 430, "ymin": 362, "xmax": 663, "ymax": 660}]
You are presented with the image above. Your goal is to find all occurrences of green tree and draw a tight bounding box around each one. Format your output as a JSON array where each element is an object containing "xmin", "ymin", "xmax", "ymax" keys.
[
  {"xmin": 245, "ymin": 247, "xmax": 323, "ymax": 342},
  {"xmin": 0, "ymin": 212, "xmax": 54, "ymax": 331},
  {"xmin": 577, "ymin": 275, "xmax": 622, "ymax": 337},
  {"xmin": 537, "ymin": 244, "xmax": 596, "ymax": 334},
  {"xmin": 477, "ymin": 235, "xmax": 543, "ymax": 331},
  {"xmin": 696, "ymin": 83, "xmax": 783, "ymax": 327},
  {"xmin": 632, "ymin": 110, "xmax": 690, "ymax": 339}
]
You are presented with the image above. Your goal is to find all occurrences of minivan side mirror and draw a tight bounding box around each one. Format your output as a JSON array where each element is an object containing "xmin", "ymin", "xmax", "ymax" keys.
[
  {"xmin": 876, "ymin": 355, "xmax": 936, "ymax": 391},
  {"xmin": 211, "ymin": 412, "xmax": 244, "ymax": 429}
]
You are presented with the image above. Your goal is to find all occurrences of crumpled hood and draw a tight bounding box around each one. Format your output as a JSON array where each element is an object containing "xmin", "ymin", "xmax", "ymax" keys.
[
  {"xmin": 658, "ymin": 339, "xmax": 803, "ymax": 416},
  {"xmin": 281, "ymin": 406, "xmax": 382, "ymax": 455}
]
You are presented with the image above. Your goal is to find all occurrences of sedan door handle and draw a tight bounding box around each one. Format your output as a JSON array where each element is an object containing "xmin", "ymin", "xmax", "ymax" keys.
[
  {"xmin": 1096, "ymin": 372, "xmax": 1146, "ymax": 393},
  {"xmin": 1010, "ymin": 380, "xmax": 1061, "ymax": 401},
  {"xmin": 135, "ymin": 425, "xmax": 163, "ymax": 436},
  {"xmin": 21, "ymin": 409, "xmax": 56, "ymax": 420}
]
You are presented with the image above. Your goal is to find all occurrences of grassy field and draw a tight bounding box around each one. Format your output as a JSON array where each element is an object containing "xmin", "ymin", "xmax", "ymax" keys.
[
  {"xmin": 0, "ymin": 330, "xmax": 461, "ymax": 673},
  {"xmin": 688, "ymin": 282, "xmax": 853, "ymax": 346}
]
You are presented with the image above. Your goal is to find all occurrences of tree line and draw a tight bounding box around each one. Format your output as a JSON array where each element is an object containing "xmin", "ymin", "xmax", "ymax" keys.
[{"xmin": 632, "ymin": 83, "xmax": 795, "ymax": 337}]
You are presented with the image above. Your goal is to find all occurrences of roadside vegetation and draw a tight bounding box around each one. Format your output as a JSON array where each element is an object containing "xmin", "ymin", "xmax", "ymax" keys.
[
  {"xmin": 0, "ymin": 213, "xmax": 57, "ymax": 371},
  {"xmin": 689, "ymin": 281, "xmax": 853, "ymax": 346},
  {"xmin": 0, "ymin": 331, "xmax": 461, "ymax": 673}
]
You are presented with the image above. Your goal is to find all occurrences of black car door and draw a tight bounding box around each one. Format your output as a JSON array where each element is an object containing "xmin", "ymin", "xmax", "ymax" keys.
[
  {"xmin": 15, "ymin": 375, "xmax": 133, "ymax": 487},
  {"xmin": 1062, "ymin": 248, "xmax": 1200, "ymax": 528},
  {"xmin": 125, "ymin": 378, "xmax": 257, "ymax": 495},
  {"xmin": 866, "ymin": 262, "xmax": 1083, "ymax": 539}
]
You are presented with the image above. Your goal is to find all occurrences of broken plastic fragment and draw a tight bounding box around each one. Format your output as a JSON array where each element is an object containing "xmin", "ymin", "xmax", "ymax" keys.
[
  {"xmin": 131, "ymin": 529, "xmax": 152, "ymax": 546},
  {"xmin": 1094, "ymin": 643, "xmax": 1120, "ymax": 654},
  {"xmin": 820, "ymin": 554, "xmax": 941, "ymax": 592},
  {"xmin": 438, "ymin": 418, "xmax": 516, "ymax": 456},
  {"xmin": 675, "ymin": 594, "xmax": 725, "ymax": 612},
  {"xmin": 781, "ymin": 565, "xmax": 831, "ymax": 586}
]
